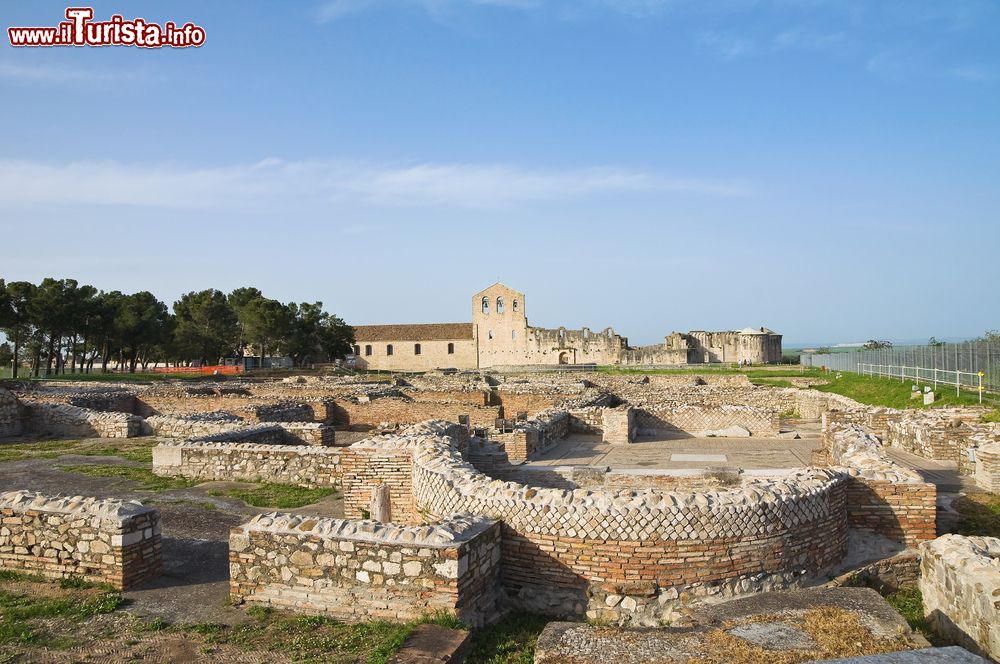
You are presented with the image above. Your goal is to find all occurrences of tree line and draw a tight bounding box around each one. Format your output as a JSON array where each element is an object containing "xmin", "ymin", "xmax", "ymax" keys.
[{"xmin": 0, "ymin": 278, "xmax": 355, "ymax": 378}]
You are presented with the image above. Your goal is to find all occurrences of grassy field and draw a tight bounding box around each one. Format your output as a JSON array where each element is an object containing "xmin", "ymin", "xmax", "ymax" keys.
[
  {"xmin": 0, "ymin": 438, "xmax": 156, "ymax": 464},
  {"xmin": 952, "ymin": 493, "xmax": 1000, "ymax": 538},
  {"xmin": 207, "ymin": 484, "xmax": 338, "ymax": 509}
]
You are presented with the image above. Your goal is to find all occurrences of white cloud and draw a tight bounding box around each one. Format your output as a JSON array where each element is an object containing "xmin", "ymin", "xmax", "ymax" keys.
[
  {"xmin": 0, "ymin": 158, "xmax": 750, "ymax": 210},
  {"xmin": 695, "ymin": 31, "xmax": 758, "ymax": 59},
  {"xmin": 0, "ymin": 61, "xmax": 139, "ymax": 84}
]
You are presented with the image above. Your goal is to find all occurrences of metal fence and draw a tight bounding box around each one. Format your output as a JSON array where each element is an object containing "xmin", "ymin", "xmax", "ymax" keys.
[{"xmin": 801, "ymin": 339, "xmax": 1000, "ymax": 395}]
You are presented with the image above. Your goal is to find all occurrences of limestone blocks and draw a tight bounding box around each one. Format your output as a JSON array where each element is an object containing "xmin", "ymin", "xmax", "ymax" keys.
[
  {"xmin": 0, "ymin": 490, "xmax": 161, "ymax": 589},
  {"xmin": 920, "ymin": 534, "xmax": 1000, "ymax": 660}
]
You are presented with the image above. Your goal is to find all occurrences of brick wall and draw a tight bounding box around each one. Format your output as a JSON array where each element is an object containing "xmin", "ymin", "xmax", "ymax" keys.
[
  {"xmin": 229, "ymin": 513, "xmax": 502, "ymax": 626},
  {"xmin": 338, "ymin": 428, "xmax": 854, "ymax": 625},
  {"xmin": 0, "ymin": 490, "xmax": 160, "ymax": 589},
  {"xmin": 826, "ymin": 424, "xmax": 937, "ymax": 546},
  {"xmin": 341, "ymin": 446, "xmax": 416, "ymax": 522}
]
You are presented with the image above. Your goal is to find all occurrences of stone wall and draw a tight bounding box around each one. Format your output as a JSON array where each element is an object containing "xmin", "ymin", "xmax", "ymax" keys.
[
  {"xmin": 0, "ymin": 387, "xmax": 21, "ymax": 437},
  {"xmin": 920, "ymin": 534, "xmax": 1000, "ymax": 660},
  {"xmin": 343, "ymin": 423, "xmax": 851, "ymax": 625},
  {"xmin": 330, "ymin": 397, "xmax": 501, "ymax": 430},
  {"xmin": 826, "ymin": 425, "xmax": 936, "ymax": 546},
  {"xmin": 24, "ymin": 402, "xmax": 142, "ymax": 438},
  {"xmin": 152, "ymin": 441, "xmax": 343, "ymax": 488},
  {"xmin": 229, "ymin": 513, "xmax": 502, "ymax": 626},
  {"xmin": 633, "ymin": 403, "xmax": 779, "ymax": 437},
  {"xmin": 490, "ymin": 410, "xmax": 570, "ymax": 462},
  {"xmin": 0, "ymin": 490, "xmax": 160, "ymax": 589},
  {"xmin": 974, "ymin": 441, "xmax": 1000, "ymax": 493},
  {"xmin": 601, "ymin": 406, "xmax": 636, "ymax": 444}
]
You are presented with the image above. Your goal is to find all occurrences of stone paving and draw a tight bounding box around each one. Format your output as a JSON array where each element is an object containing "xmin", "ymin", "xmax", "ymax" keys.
[
  {"xmin": 527, "ymin": 422, "xmax": 823, "ymax": 471},
  {"xmin": 884, "ymin": 447, "xmax": 978, "ymax": 493}
]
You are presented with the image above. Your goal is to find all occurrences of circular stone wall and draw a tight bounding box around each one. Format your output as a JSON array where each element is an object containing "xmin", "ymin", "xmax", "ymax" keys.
[{"xmin": 410, "ymin": 434, "xmax": 849, "ymax": 624}]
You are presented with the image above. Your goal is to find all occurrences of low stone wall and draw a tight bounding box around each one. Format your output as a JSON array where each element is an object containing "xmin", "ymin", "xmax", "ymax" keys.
[
  {"xmin": 252, "ymin": 402, "xmax": 315, "ymax": 423},
  {"xmin": 229, "ymin": 513, "xmax": 502, "ymax": 626},
  {"xmin": 826, "ymin": 550, "xmax": 920, "ymax": 594},
  {"xmin": 0, "ymin": 387, "xmax": 22, "ymax": 437},
  {"xmin": 633, "ymin": 403, "xmax": 779, "ymax": 437},
  {"xmin": 0, "ymin": 490, "xmax": 160, "ymax": 589},
  {"xmin": 152, "ymin": 441, "xmax": 343, "ymax": 488},
  {"xmin": 491, "ymin": 410, "xmax": 570, "ymax": 462},
  {"xmin": 143, "ymin": 413, "xmax": 246, "ymax": 438},
  {"xmin": 146, "ymin": 414, "xmax": 336, "ymax": 447},
  {"xmin": 827, "ymin": 425, "xmax": 936, "ymax": 546},
  {"xmin": 330, "ymin": 398, "xmax": 502, "ymax": 430},
  {"xmin": 920, "ymin": 534, "xmax": 1000, "ymax": 660},
  {"xmin": 974, "ymin": 440, "xmax": 1000, "ymax": 493},
  {"xmin": 24, "ymin": 402, "xmax": 142, "ymax": 438}
]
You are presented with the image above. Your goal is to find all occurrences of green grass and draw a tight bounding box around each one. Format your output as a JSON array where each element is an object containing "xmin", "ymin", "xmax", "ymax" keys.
[
  {"xmin": 0, "ymin": 580, "xmax": 122, "ymax": 646},
  {"xmin": 18, "ymin": 371, "xmax": 205, "ymax": 382},
  {"xmin": 883, "ymin": 587, "xmax": 938, "ymax": 643},
  {"xmin": 180, "ymin": 611, "xmax": 462, "ymax": 664},
  {"xmin": 466, "ymin": 613, "xmax": 549, "ymax": 664},
  {"xmin": 750, "ymin": 378, "xmax": 796, "ymax": 388},
  {"xmin": 207, "ymin": 483, "xmax": 336, "ymax": 508},
  {"xmin": 0, "ymin": 439, "xmax": 155, "ymax": 464},
  {"xmin": 597, "ymin": 365, "xmax": 821, "ymax": 377},
  {"xmin": 952, "ymin": 493, "xmax": 1000, "ymax": 538},
  {"xmin": 58, "ymin": 463, "xmax": 200, "ymax": 491},
  {"xmin": 810, "ymin": 372, "xmax": 996, "ymax": 414}
]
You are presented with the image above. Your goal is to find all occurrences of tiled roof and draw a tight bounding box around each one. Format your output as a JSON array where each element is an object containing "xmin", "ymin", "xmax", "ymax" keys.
[{"xmin": 353, "ymin": 323, "xmax": 474, "ymax": 342}]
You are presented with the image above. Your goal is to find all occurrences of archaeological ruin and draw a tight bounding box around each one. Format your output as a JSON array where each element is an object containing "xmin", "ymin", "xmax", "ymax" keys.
[
  {"xmin": 1, "ymin": 368, "xmax": 999, "ymax": 661},
  {"xmin": 352, "ymin": 282, "xmax": 783, "ymax": 370}
]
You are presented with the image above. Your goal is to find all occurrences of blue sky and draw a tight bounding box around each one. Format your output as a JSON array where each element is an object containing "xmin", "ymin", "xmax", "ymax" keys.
[{"xmin": 0, "ymin": 0, "xmax": 997, "ymax": 345}]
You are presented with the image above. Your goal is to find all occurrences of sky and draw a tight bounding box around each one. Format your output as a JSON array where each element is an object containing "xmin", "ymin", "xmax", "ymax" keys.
[{"xmin": 0, "ymin": 0, "xmax": 997, "ymax": 346}]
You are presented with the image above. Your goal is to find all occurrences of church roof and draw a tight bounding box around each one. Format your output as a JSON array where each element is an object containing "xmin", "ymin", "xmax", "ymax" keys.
[
  {"xmin": 739, "ymin": 327, "xmax": 767, "ymax": 335},
  {"xmin": 353, "ymin": 323, "xmax": 474, "ymax": 342}
]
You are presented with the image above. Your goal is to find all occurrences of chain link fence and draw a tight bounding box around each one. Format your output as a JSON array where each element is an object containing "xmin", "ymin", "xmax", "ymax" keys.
[{"xmin": 801, "ymin": 339, "xmax": 1000, "ymax": 394}]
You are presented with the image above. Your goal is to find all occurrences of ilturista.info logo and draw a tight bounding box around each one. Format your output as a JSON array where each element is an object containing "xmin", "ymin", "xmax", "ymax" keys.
[{"xmin": 8, "ymin": 7, "xmax": 205, "ymax": 48}]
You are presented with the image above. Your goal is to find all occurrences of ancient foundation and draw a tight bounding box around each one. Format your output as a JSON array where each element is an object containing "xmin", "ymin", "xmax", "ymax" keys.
[
  {"xmin": 0, "ymin": 490, "xmax": 161, "ymax": 589},
  {"xmin": 229, "ymin": 513, "xmax": 502, "ymax": 626}
]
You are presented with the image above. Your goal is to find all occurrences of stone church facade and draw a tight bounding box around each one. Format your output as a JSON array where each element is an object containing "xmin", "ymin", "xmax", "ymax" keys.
[{"xmin": 352, "ymin": 283, "xmax": 781, "ymax": 371}]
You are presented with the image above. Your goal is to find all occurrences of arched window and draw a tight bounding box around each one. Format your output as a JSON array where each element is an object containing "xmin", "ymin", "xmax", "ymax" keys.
[
  {"xmin": 365, "ymin": 345, "xmax": 372, "ymax": 356},
  {"xmin": 447, "ymin": 343, "xmax": 454, "ymax": 354},
  {"xmin": 488, "ymin": 330, "xmax": 493, "ymax": 340},
  {"xmin": 512, "ymin": 330, "xmax": 516, "ymax": 340},
  {"xmin": 496, "ymin": 297, "xmax": 504, "ymax": 314},
  {"xmin": 353, "ymin": 345, "xmax": 360, "ymax": 356},
  {"xmin": 481, "ymin": 296, "xmax": 489, "ymax": 314},
  {"xmin": 386, "ymin": 344, "xmax": 393, "ymax": 356},
  {"xmin": 512, "ymin": 299, "xmax": 519, "ymax": 313},
  {"xmin": 414, "ymin": 343, "xmax": 421, "ymax": 355}
]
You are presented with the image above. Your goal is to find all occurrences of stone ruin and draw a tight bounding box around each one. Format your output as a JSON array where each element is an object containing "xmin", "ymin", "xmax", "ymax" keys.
[{"xmin": 1, "ymin": 372, "xmax": 999, "ymax": 658}]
